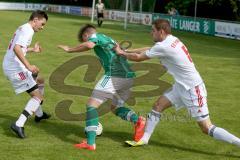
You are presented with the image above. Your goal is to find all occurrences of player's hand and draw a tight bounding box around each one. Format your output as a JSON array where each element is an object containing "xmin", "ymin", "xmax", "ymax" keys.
[
  {"xmin": 113, "ymin": 44, "xmax": 126, "ymax": 56},
  {"xmin": 27, "ymin": 65, "xmax": 39, "ymax": 74},
  {"xmin": 32, "ymin": 42, "xmax": 42, "ymax": 53},
  {"xmin": 58, "ymin": 45, "xmax": 70, "ymax": 52}
]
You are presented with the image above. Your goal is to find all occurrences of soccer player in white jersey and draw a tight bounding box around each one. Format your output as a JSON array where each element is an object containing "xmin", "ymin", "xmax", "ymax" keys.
[
  {"xmin": 2, "ymin": 10, "xmax": 50, "ymax": 138},
  {"xmin": 114, "ymin": 19, "xmax": 240, "ymax": 148},
  {"xmin": 95, "ymin": 0, "xmax": 105, "ymax": 27}
]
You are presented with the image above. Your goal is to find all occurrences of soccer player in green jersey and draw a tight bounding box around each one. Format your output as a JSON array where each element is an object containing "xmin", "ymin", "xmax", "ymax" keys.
[{"xmin": 58, "ymin": 24, "xmax": 145, "ymax": 151}]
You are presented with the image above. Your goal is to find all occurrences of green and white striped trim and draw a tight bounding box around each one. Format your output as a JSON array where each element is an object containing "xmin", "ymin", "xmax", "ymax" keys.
[
  {"xmin": 100, "ymin": 76, "xmax": 110, "ymax": 87},
  {"xmin": 85, "ymin": 126, "xmax": 98, "ymax": 132}
]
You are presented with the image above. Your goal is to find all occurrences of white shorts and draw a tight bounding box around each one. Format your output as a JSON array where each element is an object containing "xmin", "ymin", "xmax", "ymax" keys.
[
  {"xmin": 91, "ymin": 75, "xmax": 133, "ymax": 107},
  {"xmin": 4, "ymin": 70, "xmax": 37, "ymax": 94},
  {"xmin": 164, "ymin": 82, "xmax": 209, "ymax": 121}
]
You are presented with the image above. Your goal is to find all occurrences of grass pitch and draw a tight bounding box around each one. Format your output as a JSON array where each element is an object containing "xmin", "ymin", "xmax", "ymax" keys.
[{"xmin": 0, "ymin": 11, "xmax": 240, "ymax": 160}]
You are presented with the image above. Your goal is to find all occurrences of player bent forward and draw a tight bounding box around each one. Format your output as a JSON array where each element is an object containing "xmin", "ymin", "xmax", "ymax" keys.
[
  {"xmin": 2, "ymin": 10, "xmax": 51, "ymax": 139},
  {"xmin": 114, "ymin": 19, "xmax": 240, "ymax": 148},
  {"xmin": 58, "ymin": 24, "xmax": 145, "ymax": 151}
]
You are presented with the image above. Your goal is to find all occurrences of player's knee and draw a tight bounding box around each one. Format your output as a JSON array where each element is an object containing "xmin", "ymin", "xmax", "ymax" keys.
[
  {"xmin": 200, "ymin": 126, "xmax": 209, "ymax": 134},
  {"xmin": 198, "ymin": 120, "xmax": 212, "ymax": 135},
  {"xmin": 197, "ymin": 116, "xmax": 212, "ymax": 135},
  {"xmin": 110, "ymin": 105, "xmax": 117, "ymax": 113},
  {"xmin": 153, "ymin": 96, "xmax": 170, "ymax": 112},
  {"xmin": 153, "ymin": 101, "xmax": 164, "ymax": 112},
  {"xmin": 33, "ymin": 89, "xmax": 44, "ymax": 101},
  {"xmin": 36, "ymin": 76, "xmax": 45, "ymax": 84}
]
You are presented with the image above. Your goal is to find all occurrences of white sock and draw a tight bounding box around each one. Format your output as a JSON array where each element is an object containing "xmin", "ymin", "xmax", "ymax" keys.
[
  {"xmin": 35, "ymin": 84, "xmax": 44, "ymax": 117},
  {"xmin": 35, "ymin": 106, "xmax": 43, "ymax": 117},
  {"xmin": 16, "ymin": 114, "xmax": 27, "ymax": 127},
  {"xmin": 15, "ymin": 97, "xmax": 41, "ymax": 127},
  {"xmin": 141, "ymin": 110, "xmax": 161, "ymax": 143},
  {"xmin": 209, "ymin": 125, "xmax": 240, "ymax": 147}
]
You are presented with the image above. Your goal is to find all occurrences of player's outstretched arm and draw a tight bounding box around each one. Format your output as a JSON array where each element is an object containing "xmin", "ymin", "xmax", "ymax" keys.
[
  {"xmin": 114, "ymin": 44, "xmax": 149, "ymax": 62},
  {"xmin": 126, "ymin": 47, "xmax": 150, "ymax": 53},
  {"xmin": 58, "ymin": 41, "xmax": 95, "ymax": 53}
]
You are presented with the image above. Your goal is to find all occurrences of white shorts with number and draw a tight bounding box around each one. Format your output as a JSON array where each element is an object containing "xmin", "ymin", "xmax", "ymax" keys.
[
  {"xmin": 4, "ymin": 70, "xmax": 37, "ymax": 94},
  {"xmin": 91, "ymin": 75, "xmax": 133, "ymax": 107},
  {"xmin": 164, "ymin": 82, "xmax": 209, "ymax": 121}
]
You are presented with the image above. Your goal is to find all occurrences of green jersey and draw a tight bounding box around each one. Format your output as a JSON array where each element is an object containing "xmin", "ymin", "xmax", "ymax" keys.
[{"xmin": 88, "ymin": 33, "xmax": 135, "ymax": 78}]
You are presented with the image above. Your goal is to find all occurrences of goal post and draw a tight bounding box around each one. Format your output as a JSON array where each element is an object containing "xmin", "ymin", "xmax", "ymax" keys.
[
  {"xmin": 124, "ymin": 0, "xmax": 129, "ymax": 29},
  {"xmin": 91, "ymin": 0, "xmax": 96, "ymax": 23}
]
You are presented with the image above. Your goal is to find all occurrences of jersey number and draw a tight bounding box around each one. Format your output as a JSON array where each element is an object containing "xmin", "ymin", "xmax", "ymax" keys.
[{"xmin": 181, "ymin": 45, "xmax": 192, "ymax": 62}]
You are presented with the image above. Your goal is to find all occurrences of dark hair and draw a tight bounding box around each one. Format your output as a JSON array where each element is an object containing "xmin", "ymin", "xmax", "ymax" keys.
[
  {"xmin": 152, "ymin": 19, "xmax": 171, "ymax": 34},
  {"xmin": 29, "ymin": 10, "xmax": 48, "ymax": 21},
  {"xmin": 78, "ymin": 24, "xmax": 96, "ymax": 42}
]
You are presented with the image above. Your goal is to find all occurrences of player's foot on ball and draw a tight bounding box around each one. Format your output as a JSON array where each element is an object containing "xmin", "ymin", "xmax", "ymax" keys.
[
  {"xmin": 134, "ymin": 116, "xmax": 146, "ymax": 141},
  {"xmin": 10, "ymin": 123, "xmax": 25, "ymax": 138},
  {"xmin": 35, "ymin": 112, "xmax": 51, "ymax": 123},
  {"xmin": 125, "ymin": 140, "xmax": 147, "ymax": 147},
  {"xmin": 74, "ymin": 140, "xmax": 96, "ymax": 151}
]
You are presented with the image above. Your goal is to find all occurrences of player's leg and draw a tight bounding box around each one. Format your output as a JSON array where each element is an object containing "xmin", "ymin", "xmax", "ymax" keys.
[
  {"xmin": 34, "ymin": 75, "xmax": 51, "ymax": 122},
  {"xmin": 197, "ymin": 116, "xmax": 240, "ymax": 147},
  {"xmin": 111, "ymin": 104, "xmax": 138, "ymax": 124},
  {"xmin": 97, "ymin": 13, "xmax": 100, "ymax": 27},
  {"xmin": 99, "ymin": 14, "xmax": 103, "ymax": 26},
  {"xmin": 106, "ymin": 77, "xmax": 145, "ymax": 140},
  {"xmin": 75, "ymin": 97, "xmax": 102, "ymax": 150},
  {"xmin": 125, "ymin": 95, "xmax": 172, "ymax": 147},
  {"xmin": 111, "ymin": 103, "xmax": 146, "ymax": 141},
  {"xmin": 9, "ymin": 71, "xmax": 42, "ymax": 138},
  {"xmin": 75, "ymin": 75, "xmax": 111, "ymax": 150},
  {"xmin": 138, "ymin": 95, "xmax": 172, "ymax": 144},
  {"xmin": 12, "ymin": 85, "xmax": 43, "ymax": 138},
  {"xmin": 187, "ymin": 83, "xmax": 240, "ymax": 147},
  {"xmin": 34, "ymin": 75, "xmax": 44, "ymax": 117},
  {"xmin": 111, "ymin": 78, "xmax": 139, "ymax": 124},
  {"xmin": 110, "ymin": 77, "xmax": 146, "ymax": 141},
  {"xmin": 138, "ymin": 83, "xmax": 183, "ymax": 145},
  {"xmin": 86, "ymin": 98, "xmax": 101, "ymax": 146}
]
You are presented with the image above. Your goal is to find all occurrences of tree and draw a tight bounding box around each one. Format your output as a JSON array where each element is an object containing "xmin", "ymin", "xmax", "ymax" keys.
[
  {"xmin": 165, "ymin": 0, "xmax": 194, "ymax": 15},
  {"xmin": 164, "ymin": 0, "xmax": 239, "ymax": 21}
]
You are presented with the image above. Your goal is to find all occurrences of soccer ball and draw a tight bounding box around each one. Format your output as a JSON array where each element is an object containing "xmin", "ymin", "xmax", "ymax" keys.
[
  {"xmin": 96, "ymin": 122, "xmax": 103, "ymax": 136},
  {"xmin": 84, "ymin": 122, "xmax": 103, "ymax": 136}
]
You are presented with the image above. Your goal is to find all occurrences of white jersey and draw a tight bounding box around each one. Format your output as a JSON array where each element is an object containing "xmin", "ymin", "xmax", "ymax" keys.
[
  {"xmin": 96, "ymin": 3, "xmax": 105, "ymax": 13},
  {"xmin": 3, "ymin": 23, "xmax": 34, "ymax": 73},
  {"xmin": 145, "ymin": 35, "xmax": 203, "ymax": 90}
]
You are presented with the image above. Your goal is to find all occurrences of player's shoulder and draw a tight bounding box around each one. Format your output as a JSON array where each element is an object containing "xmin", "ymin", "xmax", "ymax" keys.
[
  {"xmin": 95, "ymin": 33, "xmax": 111, "ymax": 40},
  {"xmin": 19, "ymin": 23, "xmax": 34, "ymax": 34},
  {"xmin": 19, "ymin": 23, "xmax": 29, "ymax": 30},
  {"xmin": 151, "ymin": 39, "xmax": 170, "ymax": 53},
  {"xmin": 160, "ymin": 35, "xmax": 180, "ymax": 47}
]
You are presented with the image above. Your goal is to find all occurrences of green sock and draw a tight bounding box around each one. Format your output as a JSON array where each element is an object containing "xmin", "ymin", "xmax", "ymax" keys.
[
  {"xmin": 114, "ymin": 106, "xmax": 138, "ymax": 124},
  {"xmin": 86, "ymin": 105, "xmax": 98, "ymax": 145}
]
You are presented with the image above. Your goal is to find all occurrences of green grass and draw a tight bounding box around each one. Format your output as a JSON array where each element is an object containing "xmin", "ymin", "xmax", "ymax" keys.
[{"xmin": 0, "ymin": 10, "xmax": 240, "ymax": 160}]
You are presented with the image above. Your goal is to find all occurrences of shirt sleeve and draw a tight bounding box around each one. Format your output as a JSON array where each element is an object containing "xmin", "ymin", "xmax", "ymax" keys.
[
  {"xmin": 145, "ymin": 43, "xmax": 165, "ymax": 58},
  {"xmin": 15, "ymin": 28, "xmax": 32, "ymax": 48}
]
